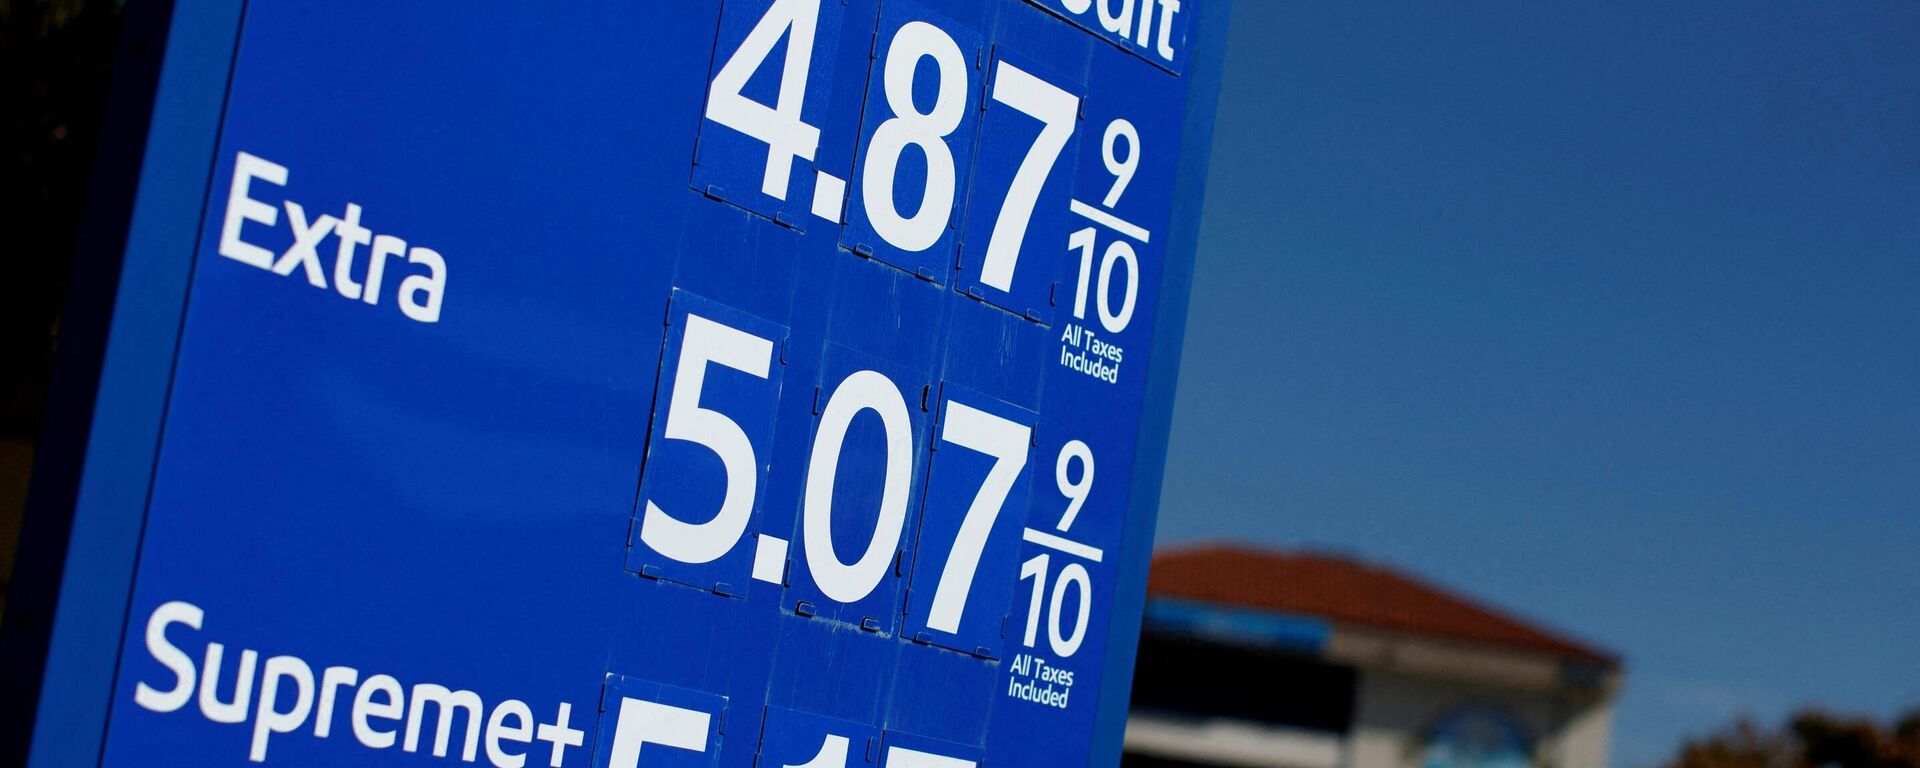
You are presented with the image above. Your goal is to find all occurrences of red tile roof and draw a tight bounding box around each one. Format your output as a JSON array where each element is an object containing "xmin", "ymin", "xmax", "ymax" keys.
[{"xmin": 1148, "ymin": 544, "xmax": 1617, "ymax": 665}]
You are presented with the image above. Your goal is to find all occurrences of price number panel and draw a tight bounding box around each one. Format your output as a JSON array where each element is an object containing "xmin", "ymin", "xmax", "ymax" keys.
[
  {"xmin": 690, "ymin": 0, "xmax": 1169, "ymax": 325},
  {"xmin": 619, "ymin": 0, "xmax": 1195, "ymax": 764}
]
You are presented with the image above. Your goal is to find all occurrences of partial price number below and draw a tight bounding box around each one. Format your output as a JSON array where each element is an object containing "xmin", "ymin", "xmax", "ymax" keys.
[{"xmin": 600, "ymin": 694, "xmax": 974, "ymax": 768}]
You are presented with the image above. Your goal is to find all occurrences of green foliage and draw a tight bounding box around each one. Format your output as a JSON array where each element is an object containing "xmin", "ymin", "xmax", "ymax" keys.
[{"xmin": 1668, "ymin": 710, "xmax": 1920, "ymax": 768}]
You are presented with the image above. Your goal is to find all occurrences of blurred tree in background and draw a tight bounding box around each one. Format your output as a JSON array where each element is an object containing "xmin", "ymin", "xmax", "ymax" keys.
[
  {"xmin": 0, "ymin": 0, "xmax": 122, "ymax": 619},
  {"xmin": 2, "ymin": 0, "xmax": 121, "ymax": 438},
  {"xmin": 1668, "ymin": 710, "xmax": 1920, "ymax": 768}
]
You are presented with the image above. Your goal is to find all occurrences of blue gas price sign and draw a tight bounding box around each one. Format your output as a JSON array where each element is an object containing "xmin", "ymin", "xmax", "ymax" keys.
[{"xmin": 13, "ymin": 1, "xmax": 1226, "ymax": 767}]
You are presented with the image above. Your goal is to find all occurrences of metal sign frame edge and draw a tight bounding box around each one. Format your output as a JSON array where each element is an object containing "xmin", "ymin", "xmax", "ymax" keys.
[
  {"xmin": 4, "ymin": 0, "xmax": 246, "ymax": 765},
  {"xmin": 1084, "ymin": 0, "xmax": 1232, "ymax": 764}
]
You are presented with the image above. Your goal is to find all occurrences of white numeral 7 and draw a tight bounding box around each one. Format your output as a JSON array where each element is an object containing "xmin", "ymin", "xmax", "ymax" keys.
[
  {"xmin": 924, "ymin": 401, "xmax": 1031, "ymax": 634},
  {"xmin": 977, "ymin": 61, "xmax": 1077, "ymax": 293}
]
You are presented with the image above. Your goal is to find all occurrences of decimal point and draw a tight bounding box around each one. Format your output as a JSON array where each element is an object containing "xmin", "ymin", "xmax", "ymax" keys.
[
  {"xmin": 753, "ymin": 534, "xmax": 790, "ymax": 584},
  {"xmin": 811, "ymin": 171, "xmax": 846, "ymax": 221}
]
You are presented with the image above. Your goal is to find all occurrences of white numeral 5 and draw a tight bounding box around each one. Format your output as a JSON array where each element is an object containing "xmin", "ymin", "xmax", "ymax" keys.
[{"xmin": 639, "ymin": 314, "xmax": 774, "ymax": 564}]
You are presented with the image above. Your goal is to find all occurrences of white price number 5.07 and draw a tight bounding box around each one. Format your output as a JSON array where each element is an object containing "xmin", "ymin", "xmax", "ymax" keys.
[
  {"xmin": 704, "ymin": 0, "xmax": 1089, "ymax": 302},
  {"xmin": 636, "ymin": 309, "xmax": 1036, "ymax": 640}
]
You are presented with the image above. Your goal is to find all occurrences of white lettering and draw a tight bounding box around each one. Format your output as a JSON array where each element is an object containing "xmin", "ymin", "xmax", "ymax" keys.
[
  {"xmin": 485, "ymin": 699, "xmax": 535, "ymax": 768},
  {"xmin": 272, "ymin": 201, "xmax": 335, "ymax": 287},
  {"xmin": 219, "ymin": 152, "xmax": 286, "ymax": 269},
  {"xmin": 399, "ymin": 247, "xmax": 446, "ymax": 323},
  {"xmin": 250, "ymin": 655, "xmax": 315, "ymax": 762},
  {"xmin": 405, "ymin": 683, "xmax": 484, "ymax": 761},
  {"xmin": 314, "ymin": 665, "xmax": 359, "ymax": 738},
  {"xmin": 364, "ymin": 234, "xmax": 405, "ymax": 306},
  {"xmin": 1096, "ymin": 0, "xmax": 1134, "ymax": 37},
  {"xmin": 127, "ymin": 602, "xmax": 581, "ymax": 765},
  {"xmin": 352, "ymin": 674, "xmax": 405, "ymax": 749},
  {"xmin": 199, "ymin": 643, "xmax": 259, "ymax": 724},
  {"xmin": 1054, "ymin": 0, "xmax": 1179, "ymax": 63},
  {"xmin": 216, "ymin": 152, "xmax": 447, "ymax": 323},
  {"xmin": 1155, "ymin": 0, "xmax": 1182, "ymax": 60},
  {"xmin": 536, "ymin": 703, "xmax": 586, "ymax": 768},
  {"xmin": 133, "ymin": 600, "xmax": 203, "ymax": 713},
  {"xmin": 331, "ymin": 203, "xmax": 371, "ymax": 300}
]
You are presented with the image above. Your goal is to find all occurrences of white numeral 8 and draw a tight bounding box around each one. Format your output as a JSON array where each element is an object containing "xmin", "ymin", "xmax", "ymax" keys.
[{"xmin": 862, "ymin": 22, "xmax": 968, "ymax": 252}]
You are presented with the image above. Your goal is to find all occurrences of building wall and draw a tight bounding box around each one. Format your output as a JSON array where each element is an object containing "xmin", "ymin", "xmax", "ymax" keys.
[
  {"xmin": 1346, "ymin": 668, "xmax": 1615, "ymax": 768},
  {"xmin": 1545, "ymin": 693, "xmax": 1616, "ymax": 768}
]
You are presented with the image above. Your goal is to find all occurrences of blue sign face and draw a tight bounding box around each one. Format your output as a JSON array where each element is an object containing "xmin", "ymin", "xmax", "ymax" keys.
[{"xmin": 66, "ymin": 1, "xmax": 1216, "ymax": 766}]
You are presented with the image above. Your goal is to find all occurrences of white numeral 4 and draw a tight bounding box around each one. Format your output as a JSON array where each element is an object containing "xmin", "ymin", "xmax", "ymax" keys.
[{"xmin": 707, "ymin": 0, "xmax": 823, "ymax": 200}]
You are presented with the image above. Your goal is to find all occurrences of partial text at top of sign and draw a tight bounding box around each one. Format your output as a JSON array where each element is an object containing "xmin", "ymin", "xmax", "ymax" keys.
[{"xmin": 1025, "ymin": 0, "xmax": 1191, "ymax": 74}]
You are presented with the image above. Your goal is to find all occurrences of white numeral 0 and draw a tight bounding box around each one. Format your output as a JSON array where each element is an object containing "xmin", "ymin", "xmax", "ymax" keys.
[
  {"xmin": 862, "ymin": 22, "xmax": 968, "ymax": 252},
  {"xmin": 802, "ymin": 370, "xmax": 915, "ymax": 604}
]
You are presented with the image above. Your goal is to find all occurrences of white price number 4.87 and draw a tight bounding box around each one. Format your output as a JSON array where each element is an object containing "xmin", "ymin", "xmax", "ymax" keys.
[{"xmin": 706, "ymin": 0, "xmax": 1083, "ymax": 298}]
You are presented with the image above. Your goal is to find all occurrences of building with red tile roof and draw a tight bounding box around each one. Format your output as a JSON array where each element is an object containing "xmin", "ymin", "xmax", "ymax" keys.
[{"xmin": 1123, "ymin": 545, "xmax": 1621, "ymax": 768}]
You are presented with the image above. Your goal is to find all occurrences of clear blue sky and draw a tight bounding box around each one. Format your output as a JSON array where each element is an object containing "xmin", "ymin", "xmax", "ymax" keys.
[{"xmin": 1154, "ymin": 2, "xmax": 1920, "ymax": 766}]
